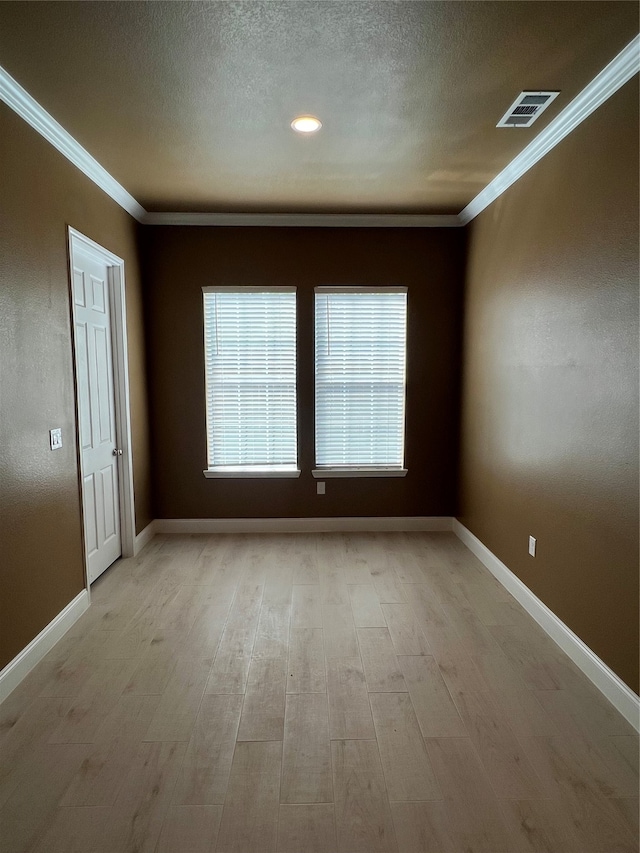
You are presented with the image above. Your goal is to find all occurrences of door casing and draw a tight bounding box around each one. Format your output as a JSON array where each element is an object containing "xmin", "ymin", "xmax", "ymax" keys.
[{"xmin": 67, "ymin": 227, "xmax": 136, "ymax": 593}]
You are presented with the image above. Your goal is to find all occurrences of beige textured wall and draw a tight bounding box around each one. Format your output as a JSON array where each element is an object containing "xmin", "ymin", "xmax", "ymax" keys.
[
  {"xmin": 458, "ymin": 79, "xmax": 639, "ymax": 692},
  {"xmin": 0, "ymin": 104, "xmax": 152, "ymax": 669}
]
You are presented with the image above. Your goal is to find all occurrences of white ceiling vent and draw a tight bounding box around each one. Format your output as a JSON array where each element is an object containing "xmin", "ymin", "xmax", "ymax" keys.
[{"xmin": 497, "ymin": 91, "xmax": 560, "ymax": 128}]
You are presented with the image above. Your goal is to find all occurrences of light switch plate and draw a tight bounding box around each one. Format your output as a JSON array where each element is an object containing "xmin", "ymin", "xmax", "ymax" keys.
[
  {"xmin": 528, "ymin": 535, "xmax": 537, "ymax": 557},
  {"xmin": 317, "ymin": 481, "xmax": 325, "ymax": 495},
  {"xmin": 50, "ymin": 428, "xmax": 63, "ymax": 450}
]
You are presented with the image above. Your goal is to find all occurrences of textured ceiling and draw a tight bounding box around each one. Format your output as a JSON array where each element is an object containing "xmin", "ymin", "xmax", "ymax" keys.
[{"xmin": 0, "ymin": 1, "xmax": 637, "ymax": 214}]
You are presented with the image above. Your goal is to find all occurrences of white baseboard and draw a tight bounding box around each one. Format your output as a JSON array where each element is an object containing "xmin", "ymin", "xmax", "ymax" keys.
[
  {"xmin": 453, "ymin": 519, "xmax": 640, "ymax": 732},
  {"xmin": 134, "ymin": 520, "xmax": 157, "ymax": 555},
  {"xmin": 0, "ymin": 590, "xmax": 90, "ymax": 704},
  {"xmin": 154, "ymin": 516, "xmax": 454, "ymax": 534}
]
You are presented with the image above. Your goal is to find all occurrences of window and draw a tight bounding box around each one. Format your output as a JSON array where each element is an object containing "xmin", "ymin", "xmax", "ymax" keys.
[
  {"xmin": 314, "ymin": 287, "xmax": 408, "ymax": 477},
  {"xmin": 202, "ymin": 286, "xmax": 299, "ymax": 477}
]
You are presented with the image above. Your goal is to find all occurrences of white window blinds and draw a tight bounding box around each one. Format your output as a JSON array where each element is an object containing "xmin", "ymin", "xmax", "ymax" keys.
[
  {"xmin": 202, "ymin": 287, "xmax": 298, "ymax": 473},
  {"xmin": 314, "ymin": 287, "xmax": 408, "ymax": 470}
]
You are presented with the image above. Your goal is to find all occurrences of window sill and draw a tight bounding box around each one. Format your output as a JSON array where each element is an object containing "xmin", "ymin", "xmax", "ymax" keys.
[
  {"xmin": 312, "ymin": 467, "xmax": 408, "ymax": 478},
  {"xmin": 203, "ymin": 467, "xmax": 301, "ymax": 479}
]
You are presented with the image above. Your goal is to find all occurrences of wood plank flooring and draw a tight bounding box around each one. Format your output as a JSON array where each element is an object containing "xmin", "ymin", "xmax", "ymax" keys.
[{"xmin": 1, "ymin": 532, "xmax": 637, "ymax": 853}]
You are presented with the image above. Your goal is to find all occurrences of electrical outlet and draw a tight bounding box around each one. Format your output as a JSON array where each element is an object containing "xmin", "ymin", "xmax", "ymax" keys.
[
  {"xmin": 528, "ymin": 535, "xmax": 537, "ymax": 557},
  {"xmin": 317, "ymin": 481, "xmax": 325, "ymax": 495},
  {"xmin": 50, "ymin": 428, "xmax": 63, "ymax": 450}
]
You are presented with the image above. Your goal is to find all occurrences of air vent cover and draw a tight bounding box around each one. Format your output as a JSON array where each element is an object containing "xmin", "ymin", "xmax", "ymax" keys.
[{"xmin": 497, "ymin": 91, "xmax": 560, "ymax": 128}]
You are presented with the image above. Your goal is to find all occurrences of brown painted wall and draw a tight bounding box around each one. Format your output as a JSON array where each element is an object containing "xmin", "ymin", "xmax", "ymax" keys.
[
  {"xmin": 459, "ymin": 79, "xmax": 639, "ymax": 692},
  {"xmin": 0, "ymin": 104, "xmax": 152, "ymax": 669},
  {"xmin": 143, "ymin": 227, "xmax": 465, "ymax": 519}
]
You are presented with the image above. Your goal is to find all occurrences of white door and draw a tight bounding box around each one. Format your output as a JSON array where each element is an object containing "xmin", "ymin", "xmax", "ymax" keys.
[{"xmin": 71, "ymin": 245, "xmax": 122, "ymax": 583}]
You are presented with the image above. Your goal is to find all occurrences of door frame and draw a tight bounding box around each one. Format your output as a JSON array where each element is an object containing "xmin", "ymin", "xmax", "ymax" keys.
[{"xmin": 67, "ymin": 226, "xmax": 136, "ymax": 590}]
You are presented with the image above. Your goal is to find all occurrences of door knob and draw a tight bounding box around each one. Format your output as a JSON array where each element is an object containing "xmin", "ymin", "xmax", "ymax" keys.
[{"xmin": 112, "ymin": 448, "xmax": 123, "ymax": 456}]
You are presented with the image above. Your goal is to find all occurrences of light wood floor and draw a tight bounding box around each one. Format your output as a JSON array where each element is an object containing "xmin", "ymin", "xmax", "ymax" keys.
[{"xmin": 1, "ymin": 532, "xmax": 638, "ymax": 853}]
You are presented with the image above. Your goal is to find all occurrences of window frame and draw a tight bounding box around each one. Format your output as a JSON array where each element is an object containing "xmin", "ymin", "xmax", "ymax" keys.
[
  {"xmin": 202, "ymin": 285, "xmax": 300, "ymax": 479},
  {"xmin": 312, "ymin": 285, "xmax": 408, "ymax": 479}
]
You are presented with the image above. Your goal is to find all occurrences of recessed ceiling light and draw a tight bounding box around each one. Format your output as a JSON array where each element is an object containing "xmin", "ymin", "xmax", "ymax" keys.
[{"xmin": 291, "ymin": 115, "xmax": 322, "ymax": 133}]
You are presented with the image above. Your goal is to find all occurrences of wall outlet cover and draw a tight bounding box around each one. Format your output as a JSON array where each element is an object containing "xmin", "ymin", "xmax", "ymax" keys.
[{"xmin": 317, "ymin": 481, "xmax": 326, "ymax": 495}]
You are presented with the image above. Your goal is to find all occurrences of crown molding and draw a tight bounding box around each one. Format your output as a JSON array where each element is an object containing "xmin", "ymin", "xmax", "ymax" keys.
[
  {"xmin": 460, "ymin": 34, "xmax": 640, "ymax": 225},
  {"xmin": 141, "ymin": 211, "xmax": 462, "ymax": 227},
  {"xmin": 0, "ymin": 63, "xmax": 146, "ymax": 222},
  {"xmin": 2, "ymin": 33, "xmax": 638, "ymax": 229}
]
